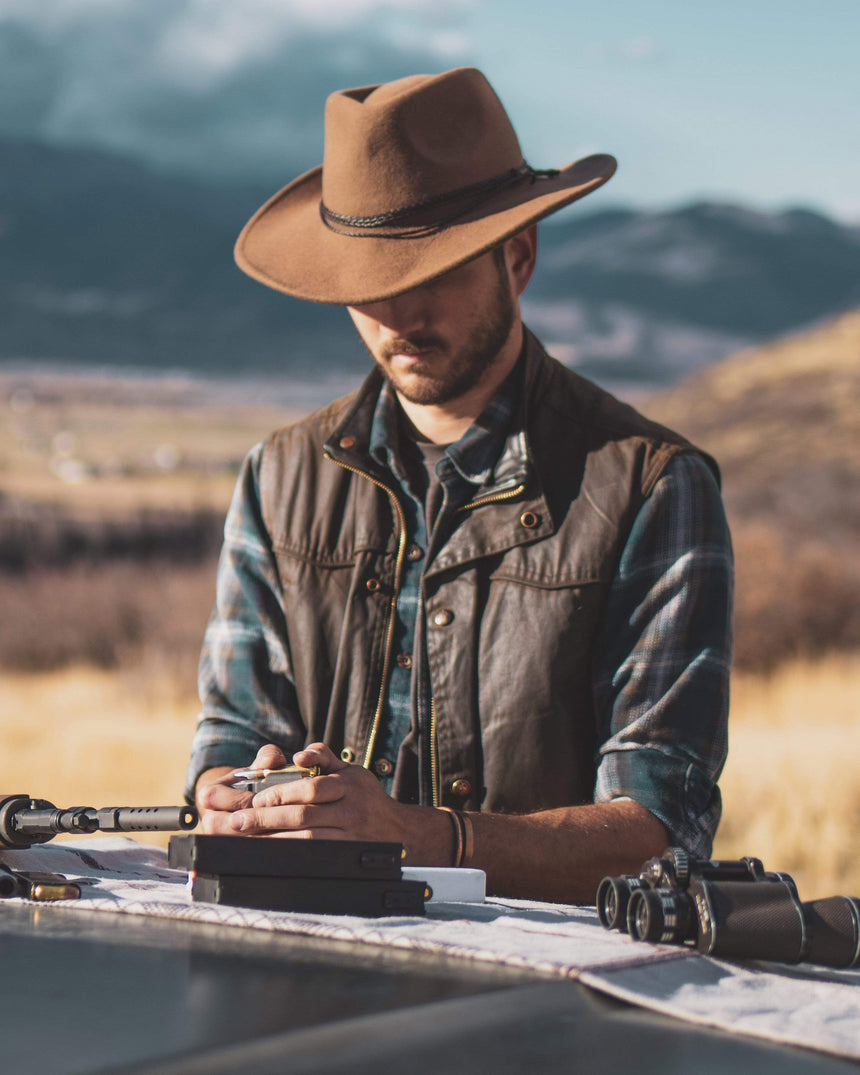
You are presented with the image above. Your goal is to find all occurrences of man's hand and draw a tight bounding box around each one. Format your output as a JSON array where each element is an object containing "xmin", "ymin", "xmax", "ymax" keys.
[
  {"xmin": 215, "ymin": 741, "xmax": 401, "ymax": 841},
  {"xmin": 195, "ymin": 742, "xmax": 302, "ymax": 822},
  {"xmin": 197, "ymin": 743, "xmax": 453, "ymax": 862},
  {"xmin": 196, "ymin": 743, "xmax": 295, "ymax": 829}
]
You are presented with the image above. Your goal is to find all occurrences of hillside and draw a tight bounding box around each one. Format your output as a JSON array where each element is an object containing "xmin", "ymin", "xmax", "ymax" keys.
[
  {"xmin": 644, "ymin": 310, "xmax": 860, "ymax": 668},
  {"xmin": 645, "ymin": 309, "xmax": 860, "ymax": 542}
]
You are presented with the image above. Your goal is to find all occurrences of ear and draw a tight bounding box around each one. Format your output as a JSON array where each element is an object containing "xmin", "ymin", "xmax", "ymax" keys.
[{"xmin": 504, "ymin": 225, "xmax": 538, "ymax": 297}]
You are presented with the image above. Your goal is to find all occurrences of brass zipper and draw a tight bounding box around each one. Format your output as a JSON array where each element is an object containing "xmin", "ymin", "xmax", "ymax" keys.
[
  {"xmin": 458, "ymin": 482, "xmax": 526, "ymax": 513},
  {"xmin": 324, "ymin": 451, "xmax": 408, "ymax": 769},
  {"xmin": 429, "ymin": 697, "xmax": 440, "ymax": 807}
]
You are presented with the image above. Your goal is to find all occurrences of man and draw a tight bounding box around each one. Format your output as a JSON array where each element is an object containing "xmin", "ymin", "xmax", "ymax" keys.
[{"xmin": 187, "ymin": 68, "xmax": 732, "ymax": 904}]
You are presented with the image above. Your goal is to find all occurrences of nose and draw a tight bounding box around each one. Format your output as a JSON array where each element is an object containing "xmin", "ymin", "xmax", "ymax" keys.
[{"xmin": 350, "ymin": 286, "xmax": 430, "ymax": 336}]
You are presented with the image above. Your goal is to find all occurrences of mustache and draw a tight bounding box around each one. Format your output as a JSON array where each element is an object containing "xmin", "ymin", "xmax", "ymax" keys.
[{"xmin": 378, "ymin": 334, "xmax": 446, "ymax": 360}]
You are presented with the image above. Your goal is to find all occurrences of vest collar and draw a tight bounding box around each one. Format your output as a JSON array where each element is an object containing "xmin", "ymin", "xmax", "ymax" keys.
[{"xmin": 324, "ymin": 334, "xmax": 544, "ymax": 505}]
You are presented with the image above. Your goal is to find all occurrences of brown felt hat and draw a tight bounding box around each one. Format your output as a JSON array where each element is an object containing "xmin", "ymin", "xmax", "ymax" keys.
[{"xmin": 235, "ymin": 67, "xmax": 616, "ymax": 306}]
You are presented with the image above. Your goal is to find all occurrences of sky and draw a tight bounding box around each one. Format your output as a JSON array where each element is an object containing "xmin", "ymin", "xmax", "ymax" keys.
[{"xmin": 1, "ymin": 0, "xmax": 858, "ymax": 221}]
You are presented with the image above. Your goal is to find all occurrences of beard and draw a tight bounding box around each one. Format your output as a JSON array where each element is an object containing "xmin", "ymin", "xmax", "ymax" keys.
[{"xmin": 364, "ymin": 260, "xmax": 517, "ymax": 407}]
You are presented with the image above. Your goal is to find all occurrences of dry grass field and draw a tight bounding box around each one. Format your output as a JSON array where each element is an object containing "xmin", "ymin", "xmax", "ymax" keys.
[
  {"xmin": 0, "ymin": 366, "xmax": 327, "ymax": 514},
  {"xmin": 713, "ymin": 654, "xmax": 860, "ymax": 899},
  {"xmin": 0, "ymin": 663, "xmax": 199, "ymax": 850}
]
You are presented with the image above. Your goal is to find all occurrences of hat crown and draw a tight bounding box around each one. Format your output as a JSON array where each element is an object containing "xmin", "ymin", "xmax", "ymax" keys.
[{"xmin": 321, "ymin": 68, "xmax": 523, "ymax": 217}]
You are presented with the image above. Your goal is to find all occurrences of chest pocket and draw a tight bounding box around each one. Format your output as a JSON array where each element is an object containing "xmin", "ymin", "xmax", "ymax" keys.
[
  {"xmin": 480, "ymin": 573, "xmax": 604, "ymax": 722},
  {"xmin": 471, "ymin": 571, "xmax": 605, "ymax": 813}
]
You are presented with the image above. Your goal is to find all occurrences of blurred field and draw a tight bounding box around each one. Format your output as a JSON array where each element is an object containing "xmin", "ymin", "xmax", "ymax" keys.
[
  {"xmin": 713, "ymin": 654, "xmax": 860, "ymax": 899},
  {"xmin": 0, "ymin": 366, "xmax": 343, "ymax": 511},
  {"xmin": 0, "ymin": 664, "xmax": 199, "ymax": 850}
]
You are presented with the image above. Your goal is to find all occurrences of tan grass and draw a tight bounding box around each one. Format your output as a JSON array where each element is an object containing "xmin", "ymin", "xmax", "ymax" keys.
[
  {"xmin": 715, "ymin": 653, "xmax": 860, "ymax": 898},
  {"xmin": 0, "ymin": 664, "xmax": 200, "ymax": 849}
]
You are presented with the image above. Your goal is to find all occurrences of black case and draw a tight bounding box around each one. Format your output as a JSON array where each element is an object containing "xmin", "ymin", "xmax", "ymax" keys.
[
  {"xmin": 169, "ymin": 834, "xmax": 404, "ymax": 880},
  {"xmin": 191, "ymin": 874, "xmax": 428, "ymax": 917}
]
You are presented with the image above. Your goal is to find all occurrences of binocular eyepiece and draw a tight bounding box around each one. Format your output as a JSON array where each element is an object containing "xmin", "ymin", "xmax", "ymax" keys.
[
  {"xmin": 595, "ymin": 874, "xmax": 648, "ymax": 931},
  {"xmin": 597, "ymin": 848, "xmax": 860, "ymax": 969}
]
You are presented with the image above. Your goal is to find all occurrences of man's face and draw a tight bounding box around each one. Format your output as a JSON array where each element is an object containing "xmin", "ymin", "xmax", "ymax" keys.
[{"xmin": 347, "ymin": 247, "xmax": 517, "ymax": 407}]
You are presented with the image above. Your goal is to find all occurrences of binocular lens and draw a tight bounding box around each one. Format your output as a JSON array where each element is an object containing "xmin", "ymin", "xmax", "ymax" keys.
[
  {"xmin": 596, "ymin": 875, "xmax": 643, "ymax": 932},
  {"xmin": 627, "ymin": 887, "xmax": 695, "ymax": 944}
]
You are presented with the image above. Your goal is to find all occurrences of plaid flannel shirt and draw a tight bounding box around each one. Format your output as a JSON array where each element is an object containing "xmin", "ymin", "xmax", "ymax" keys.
[{"xmin": 188, "ymin": 369, "xmax": 732, "ymax": 857}]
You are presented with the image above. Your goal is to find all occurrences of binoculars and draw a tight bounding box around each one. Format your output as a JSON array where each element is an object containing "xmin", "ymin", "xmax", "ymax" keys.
[{"xmin": 597, "ymin": 848, "xmax": 860, "ymax": 969}]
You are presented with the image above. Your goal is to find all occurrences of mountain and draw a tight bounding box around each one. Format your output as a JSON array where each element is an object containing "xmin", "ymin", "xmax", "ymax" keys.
[
  {"xmin": 642, "ymin": 309, "xmax": 860, "ymax": 668},
  {"xmin": 0, "ymin": 138, "xmax": 366, "ymax": 374},
  {"xmin": 3, "ymin": 137, "xmax": 860, "ymax": 385},
  {"xmin": 529, "ymin": 204, "xmax": 860, "ymax": 383}
]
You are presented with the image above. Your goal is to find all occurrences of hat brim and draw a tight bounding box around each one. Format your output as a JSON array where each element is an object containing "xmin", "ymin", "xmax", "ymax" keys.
[{"xmin": 235, "ymin": 154, "xmax": 616, "ymax": 306}]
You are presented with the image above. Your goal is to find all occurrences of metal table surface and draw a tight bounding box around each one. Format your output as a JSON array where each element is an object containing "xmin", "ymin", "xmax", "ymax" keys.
[{"xmin": 0, "ymin": 901, "xmax": 856, "ymax": 1074}]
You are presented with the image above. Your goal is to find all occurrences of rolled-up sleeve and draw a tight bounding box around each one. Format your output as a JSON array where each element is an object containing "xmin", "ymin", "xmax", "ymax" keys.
[
  {"xmin": 185, "ymin": 443, "xmax": 304, "ymax": 801},
  {"xmin": 593, "ymin": 452, "xmax": 733, "ymax": 858}
]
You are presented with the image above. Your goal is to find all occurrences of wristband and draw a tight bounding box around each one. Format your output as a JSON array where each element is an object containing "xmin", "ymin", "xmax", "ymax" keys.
[
  {"xmin": 460, "ymin": 811, "xmax": 475, "ymax": 867},
  {"xmin": 439, "ymin": 807, "xmax": 465, "ymax": 867}
]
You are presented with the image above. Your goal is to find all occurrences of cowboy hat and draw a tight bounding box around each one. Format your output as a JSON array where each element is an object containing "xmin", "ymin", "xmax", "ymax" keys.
[{"xmin": 235, "ymin": 67, "xmax": 616, "ymax": 306}]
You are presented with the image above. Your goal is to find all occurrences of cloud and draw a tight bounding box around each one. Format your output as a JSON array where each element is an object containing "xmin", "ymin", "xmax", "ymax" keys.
[
  {"xmin": 0, "ymin": 0, "xmax": 474, "ymax": 179},
  {"xmin": 587, "ymin": 36, "xmax": 662, "ymax": 64}
]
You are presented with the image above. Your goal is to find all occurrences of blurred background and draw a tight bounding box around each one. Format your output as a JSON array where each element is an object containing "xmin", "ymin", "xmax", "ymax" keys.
[{"xmin": 1, "ymin": 0, "xmax": 858, "ymax": 895}]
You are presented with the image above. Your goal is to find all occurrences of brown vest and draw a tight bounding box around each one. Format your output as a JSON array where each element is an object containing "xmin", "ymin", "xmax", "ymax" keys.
[{"xmin": 259, "ymin": 332, "xmax": 717, "ymax": 814}]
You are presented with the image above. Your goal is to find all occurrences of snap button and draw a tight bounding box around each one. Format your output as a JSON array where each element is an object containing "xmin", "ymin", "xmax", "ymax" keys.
[
  {"xmin": 340, "ymin": 747, "xmax": 356, "ymax": 763},
  {"xmin": 374, "ymin": 758, "xmax": 394, "ymax": 777},
  {"xmin": 431, "ymin": 608, "xmax": 454, "ymax": 627},
  {"xmin": 451, "ymin": 779, "xmax": 472, "ymax": 798},
  {"xmin": 520, "ymin": 511, "xmax": 540, "ymax": 529},
  {"xmin": 396, "ymin": 652, "xmax": 413, "ymax": 669},
  {"xmin": 339, "ymin": 435, "xmax": 356, "ymax": 449},
  {"xmin": 406, "ymin": 543, "xmax": 424, "ymax": 561},
  {"xmin": 366, "ymin": 577, "xmax": 381, "ymax": 593}
]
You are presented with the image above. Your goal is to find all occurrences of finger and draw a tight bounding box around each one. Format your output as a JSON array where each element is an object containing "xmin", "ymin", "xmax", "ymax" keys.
[
  {"xmin": 201, "ymin": 809, "xmax": 245, "ymax": 836},
  {"xmin": 249, "ymin": 743, "xmax": 289, "ymax": 770},
  {"xmin": 228, "ymin": 802, "xmax": 343, "ymax": 835},
  {"xmin": 251, "ymin": 773, "xmax": 345, "ymax": 809},
  {"xmin": 293, "ymin": 742, "xmax": 347, "ymax": 773},
  {"xmin": 198, "ymin": 782, "xmax": 253, "ymax": 813}
]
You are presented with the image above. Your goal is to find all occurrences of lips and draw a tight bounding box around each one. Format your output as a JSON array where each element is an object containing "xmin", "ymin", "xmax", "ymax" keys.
[
  {"xmin": 380, "ymin": 336, "xmax": 446, "ymax": 362},
  {"xmin": 391, "ymin": 348, "xmax": 433, "ymax": 362}
]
